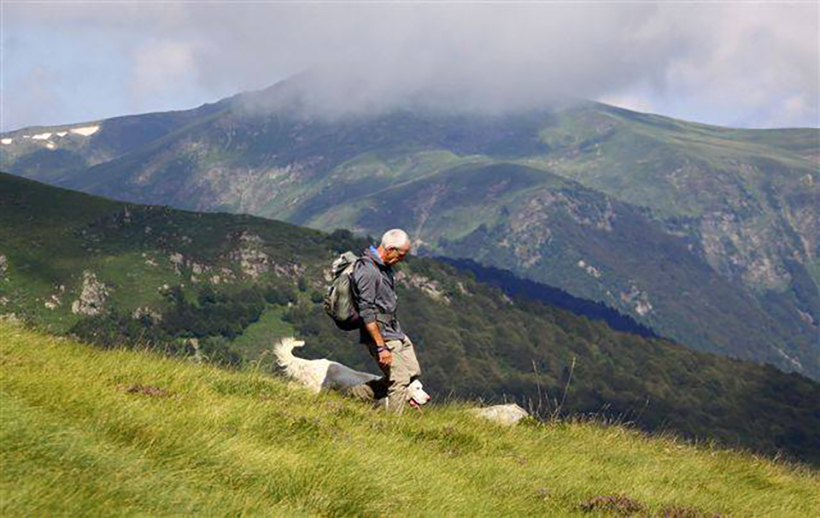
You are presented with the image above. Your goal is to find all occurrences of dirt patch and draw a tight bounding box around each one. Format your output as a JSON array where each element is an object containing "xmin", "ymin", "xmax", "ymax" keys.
[
  {"xmin": 580, "ymin": 494, "xmax": 645, "ymax": 515},
  {"xmin": 117, "ymin": 384, "xmax": 170, "ymax": 397},
  {"xmin": 655, "ymin": 505, "xmax": 721, "ymax": 518}
]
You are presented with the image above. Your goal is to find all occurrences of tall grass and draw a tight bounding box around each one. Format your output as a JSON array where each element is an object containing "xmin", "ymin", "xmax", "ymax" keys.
[{"xmin": 1, "ymin": 322, "xmax": 818, "ymax": 516}]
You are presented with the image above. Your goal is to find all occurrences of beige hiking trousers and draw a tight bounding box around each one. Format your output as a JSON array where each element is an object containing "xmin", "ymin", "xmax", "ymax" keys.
[{"xmin": 345, "ymin": 336, "xmax": 422, "ymax": 413}]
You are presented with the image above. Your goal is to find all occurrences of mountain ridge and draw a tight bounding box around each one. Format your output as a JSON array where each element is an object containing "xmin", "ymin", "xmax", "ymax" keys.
[{"xmin": 2, "ymin": 79, "xmax": 817, "ymax": 379}]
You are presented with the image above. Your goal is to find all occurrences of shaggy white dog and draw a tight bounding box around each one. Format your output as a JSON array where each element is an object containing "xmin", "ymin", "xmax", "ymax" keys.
[{"xmin": 273, "ymin": 337, "xmax": 430, "ymax": 407}]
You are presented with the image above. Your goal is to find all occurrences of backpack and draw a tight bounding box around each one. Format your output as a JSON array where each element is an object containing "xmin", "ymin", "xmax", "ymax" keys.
[{"xmin": 324, "ymin": 251, "xmax": 363, "ymax": 330}]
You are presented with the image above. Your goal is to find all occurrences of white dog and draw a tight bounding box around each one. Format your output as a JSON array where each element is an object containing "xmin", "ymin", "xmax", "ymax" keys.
[{"xmin": 273, "ymin": 337, "xmax": 430, "ymax": 408}]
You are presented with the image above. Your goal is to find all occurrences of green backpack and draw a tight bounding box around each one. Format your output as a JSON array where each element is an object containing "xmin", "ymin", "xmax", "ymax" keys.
[{"xmin": 324, "ymin": 252, "xmax": 363, "ymax": 331}]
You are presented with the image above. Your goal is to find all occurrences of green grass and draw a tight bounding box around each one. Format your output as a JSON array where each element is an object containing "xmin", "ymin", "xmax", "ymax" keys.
[
  {"xmin": 230, "ymin": 304, "xmax": 295, "ymax": 363},
  {"xmin": 2, "ymin": 321, "xmax": 818, "ymax": 516}
]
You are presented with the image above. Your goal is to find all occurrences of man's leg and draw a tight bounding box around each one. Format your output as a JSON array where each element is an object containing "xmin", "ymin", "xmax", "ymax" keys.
[
  {"xmin": 343, "ymin": 342, "xmax": 390, "ymax": 403},
  {"xmin": 344, "ymin": 377, "xmax": 389, "ymax": 402},
  {"xmin": 384, "ymin": 337, "xmax": 422, "ymax": 413}
]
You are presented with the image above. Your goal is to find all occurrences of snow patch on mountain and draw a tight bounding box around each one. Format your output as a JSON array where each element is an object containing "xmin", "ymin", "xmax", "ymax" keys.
[{"xmin": 70, "ymin": 126, "xmax": 100, "ymax": 136}]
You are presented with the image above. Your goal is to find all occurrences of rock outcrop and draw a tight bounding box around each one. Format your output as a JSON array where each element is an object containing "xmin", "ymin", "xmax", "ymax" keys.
[
  {"xmin": 468, "ymin": 404, "xmax": 529, "ymax": 426},
  {"xmin": 71, "ymin": 271, "xmax": 109, "ymax": 316},
  {"xmin": 395, "ymin": 271, "xmax": 450, "ymax": 304}
]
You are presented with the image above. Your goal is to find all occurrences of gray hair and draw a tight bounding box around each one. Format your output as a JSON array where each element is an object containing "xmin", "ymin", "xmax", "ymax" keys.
[{"xmin": 381, "ymin": 228, "xmax": 410, "ymax": 249}]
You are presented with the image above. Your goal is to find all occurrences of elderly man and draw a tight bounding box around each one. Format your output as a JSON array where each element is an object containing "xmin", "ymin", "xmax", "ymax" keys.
[{"xmin": 346, "ymin": 228, "xmax": 423, "ymax": 412}]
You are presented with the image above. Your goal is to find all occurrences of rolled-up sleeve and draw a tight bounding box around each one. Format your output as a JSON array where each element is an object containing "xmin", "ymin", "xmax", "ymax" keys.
[{"xmin": 352, "ymin": 263, "xmax": 378, "ymax": 324}]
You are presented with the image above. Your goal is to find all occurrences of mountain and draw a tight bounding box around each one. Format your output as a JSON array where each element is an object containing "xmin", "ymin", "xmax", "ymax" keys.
[
  {"xmin": 2, "ymin": 172, "xmax": 820, "ymax": 465},
  {"xmin": 1, "ymin": 82, "xmax": 818, "ymax": 381},
  {"xmin": 4, "ymin": 321, "xmax": 819, "ymax": 515}
]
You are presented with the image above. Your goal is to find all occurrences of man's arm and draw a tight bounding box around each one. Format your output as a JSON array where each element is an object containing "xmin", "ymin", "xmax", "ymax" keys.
[
  {"xmin": 353, "ymin": 263, "xmax": 392, "ymax": 367},
  {"xmin": 364, "ymin": 321, "xmax": 386, "ymax": 348},
  {"xmin": 365, "ymin": 321, "xmax": 392, "ymax": 368}
]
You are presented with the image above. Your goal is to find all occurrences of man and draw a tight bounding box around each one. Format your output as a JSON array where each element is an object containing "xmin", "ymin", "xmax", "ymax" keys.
[{"xmin": 346, "ymin": 228, "xmax": 423, "ymax": 412}]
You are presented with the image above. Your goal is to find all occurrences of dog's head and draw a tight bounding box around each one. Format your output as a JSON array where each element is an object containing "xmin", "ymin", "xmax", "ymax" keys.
[{"xmin": 407, "ymin": 379, "xmax": 431, "ymax": 407}]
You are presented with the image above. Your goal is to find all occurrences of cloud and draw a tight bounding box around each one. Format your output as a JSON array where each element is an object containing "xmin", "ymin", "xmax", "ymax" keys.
[
  {"xmin": 130, "ymin": 39, "xmax": 197, "ymax": 101},
  {"xmin": 4, "ymin": 1, "xmax": 819, "ymax": 129}
]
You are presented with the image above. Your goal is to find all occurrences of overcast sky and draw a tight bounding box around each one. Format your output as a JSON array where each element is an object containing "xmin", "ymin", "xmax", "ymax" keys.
[{"xmin": 3, "ymin": 1, "xmax": 818, "ymax": 132}]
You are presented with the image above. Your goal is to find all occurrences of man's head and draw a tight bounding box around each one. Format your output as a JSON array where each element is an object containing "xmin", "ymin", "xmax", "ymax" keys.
[{"xmin": 378, "ymin": 228, "xmax": 411, "ymax": 266}]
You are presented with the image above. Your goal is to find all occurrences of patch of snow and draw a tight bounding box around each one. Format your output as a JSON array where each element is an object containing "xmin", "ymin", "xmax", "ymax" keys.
[
  {"xmin": 70, "ymin": 125, "xmax": 100, "ymax": 136},
  {"xmin": 46, "ymin": 143, "xmax": 56, "ymax": 150},
  {"xmin": 32, "ymin": 133, "xmax": 52, "ymax": 140},
  {"xmin": 1, "ymin": 138, "xmax": 12, "ymax": 145},
  {"xmin": 56, "ymin": 131, "xmax": 68, "ymax": 137}
]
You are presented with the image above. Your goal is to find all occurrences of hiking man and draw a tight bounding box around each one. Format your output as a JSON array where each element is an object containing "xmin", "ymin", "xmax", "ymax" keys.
[{"xmin": 346, "ymin": 228, "xmax": 423, "ymax": 412}]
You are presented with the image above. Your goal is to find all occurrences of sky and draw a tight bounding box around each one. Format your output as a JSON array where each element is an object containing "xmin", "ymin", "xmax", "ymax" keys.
[{"xmin": 2, "ymin": 1, "xmax": 819, "ymax": 132}]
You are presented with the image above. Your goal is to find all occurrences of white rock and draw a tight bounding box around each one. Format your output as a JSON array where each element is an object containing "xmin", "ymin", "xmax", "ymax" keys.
[
  {"xmin": 468, "ymin": 404, "xmax": 529, "ymax": 426},
  {"xmin": 132, "ymin": 306, "xmax": 162, "ymax": 324},
  {"xmin": 71, "ymin": 271, "xmax": 109, "ymax": 316}
]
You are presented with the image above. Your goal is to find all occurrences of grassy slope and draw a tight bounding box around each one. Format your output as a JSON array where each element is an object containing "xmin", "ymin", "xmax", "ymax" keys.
[{"xmin": 2, "ymin": 321, "xmax": 818, "ymax": 517}]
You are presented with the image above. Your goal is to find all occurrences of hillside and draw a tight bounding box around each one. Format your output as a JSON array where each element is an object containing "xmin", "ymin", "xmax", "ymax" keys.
[
  {"xmin": 2, "ymin": 322, "xmax": 819, "ymax": 516},
  {"xmin": 2, "ymin": 172, "xmax": 820, "ymax": 466},
  {"xmin": 2, "ymin": 80, "xmax": 817, "ymax": 380}
]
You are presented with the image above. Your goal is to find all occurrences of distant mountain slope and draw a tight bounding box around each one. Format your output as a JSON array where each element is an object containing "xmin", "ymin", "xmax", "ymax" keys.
[
  {"xmin": 0, "ymin": 101, "xmax": 226, "ymax": 182},
  {"xmin": 2, "ymin": 172, "xmax": 820, "ymax": 465},
  {"xmin": 4, "ymin": 322, "xmax": 819, "ymax": 516},
  {"xmin": 2, "ymin": 81, "xmax": 817, "ymax": 380}
]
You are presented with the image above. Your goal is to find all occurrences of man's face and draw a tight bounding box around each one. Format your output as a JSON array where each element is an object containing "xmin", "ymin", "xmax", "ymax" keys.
[{"xmin": 384, "ymin": 243, "xmax": 411, "ymax": 266}]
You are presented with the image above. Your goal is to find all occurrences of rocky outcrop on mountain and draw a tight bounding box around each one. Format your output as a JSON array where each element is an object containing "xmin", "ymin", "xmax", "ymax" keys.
[
  {"xmin": 620, "ymin": 283, "xmax": 653, "ymax": 317},
  {"xmin": 44, "ymin": 287, "xmax": 65, "ymax": 310},
  {"xmin": 699, "ymin": 210, "xmax": 792, "ymax": 290},
  {"xmin": 132, "ymin": 306, "xmax": 163, "ymax": 324},
  {"xmin": 395, "ymin": 271, "xmax": 450, "ymax": 304},
  {"xmin": 71, "ymin": 271, "xmax": 109, "ymax": 316},
  {"xmin": 226, "ymin": 231, "xmax": 306, "ymax": 281},
  {"xmin": 230, "ymin": 232, "xmax": 270, "ymax": 279},
  {"xmin": 0, "ymin": 254, "xmax": 7, "ymax": 276}
]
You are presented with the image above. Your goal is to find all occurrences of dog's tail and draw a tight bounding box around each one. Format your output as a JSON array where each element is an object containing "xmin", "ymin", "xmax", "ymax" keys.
[{"xmin": 273, "ymin": 336, "xmax": 305, "ymax": 368}]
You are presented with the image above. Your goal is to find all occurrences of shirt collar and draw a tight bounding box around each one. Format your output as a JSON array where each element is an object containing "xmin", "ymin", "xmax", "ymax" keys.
[{"xmin": 368, "ymin": 245, "xmax": 386, "ymax": 267}]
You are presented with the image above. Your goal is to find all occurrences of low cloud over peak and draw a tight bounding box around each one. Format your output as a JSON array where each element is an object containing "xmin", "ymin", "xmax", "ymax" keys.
[{"xmin": 5, "ymin": 2, "xmax": 818, "ymax": 130}]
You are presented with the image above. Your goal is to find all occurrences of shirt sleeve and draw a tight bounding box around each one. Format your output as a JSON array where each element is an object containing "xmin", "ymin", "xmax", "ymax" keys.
[{"xmin": 352, "ymin": 262, "xmax": 378, "ymax": 324}]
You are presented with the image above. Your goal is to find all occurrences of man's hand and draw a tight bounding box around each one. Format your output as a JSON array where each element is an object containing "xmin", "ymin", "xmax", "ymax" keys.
[{"xmin": 377, "ymin": 348, "xmax": 392, "ymax": 369}]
